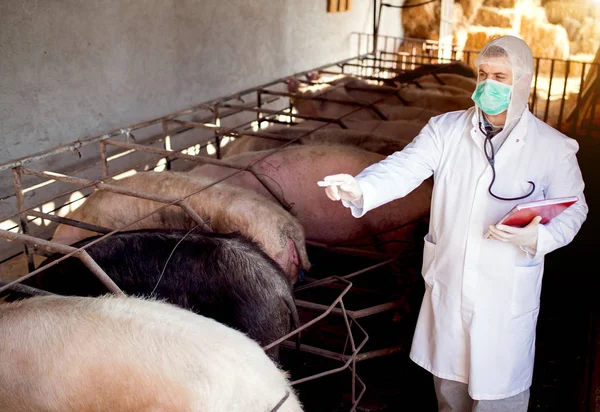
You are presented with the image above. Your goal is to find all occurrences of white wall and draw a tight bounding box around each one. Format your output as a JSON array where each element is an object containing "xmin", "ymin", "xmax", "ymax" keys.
[{"xmin": 0, "ymin": 0, "xmax": 401, "ymax": 164}]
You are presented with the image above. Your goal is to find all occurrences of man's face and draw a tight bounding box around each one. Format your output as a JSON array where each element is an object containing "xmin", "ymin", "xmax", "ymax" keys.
[{"xmin": 478, "ymin": 63, "xmax": 513, "ymax": 86}]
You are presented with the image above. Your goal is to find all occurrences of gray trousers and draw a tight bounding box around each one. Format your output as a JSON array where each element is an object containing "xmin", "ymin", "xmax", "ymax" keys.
[{"xmin": 433, "ymin": 377, "xmax": 530, "ymax": 412}]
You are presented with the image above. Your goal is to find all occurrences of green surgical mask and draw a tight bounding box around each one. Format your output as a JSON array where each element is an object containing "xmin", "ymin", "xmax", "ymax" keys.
[{"xmin": 471, "ymin": 79, "xmax": 512, "ymax": 115}]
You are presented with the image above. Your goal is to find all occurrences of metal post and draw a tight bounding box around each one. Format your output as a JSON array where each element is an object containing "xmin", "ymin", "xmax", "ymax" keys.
[
  {"xmin": 0, "ymin": 229, "xmax": 124, "ymax": 296},
  {"xmin": 11, "ymin": 168, "xmax": 35, "ymax": 272},
  {"xmin": 557, "ymin": 61, "xmax": 571, "ymax": 132},
  {"xmin": 213, "ymin": 105, "xmax": 221, "ymax": 159},
  {"xmin": 162, "ymin": 120, "xmax": 172, "ymax": 170},
  {"xmin": 544, "ymin": 59, "xmax": 556, "ymax": 123},
  {"xmin": 588, "ymin": 71, "xmax": 600, "ymax": 137},
  {"xmin": 99, "ymin": 141, "xmax": 109, "ymax": 178},
  {"xmin": 572, "ymin": 62, "xmax": 587, "ymax": 135},
  {"xmin": 531, "ymin": 58, "xmax": 541, "ymax": 114},
  {"xmin": 372, "ymin": 0, "xmax": 377, "ymax": 54}
]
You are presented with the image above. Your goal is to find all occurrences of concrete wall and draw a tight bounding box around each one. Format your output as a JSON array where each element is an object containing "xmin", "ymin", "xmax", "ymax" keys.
[{"xmin": 0, "ymin": 0, "xmax": 401, "ymax": 164}]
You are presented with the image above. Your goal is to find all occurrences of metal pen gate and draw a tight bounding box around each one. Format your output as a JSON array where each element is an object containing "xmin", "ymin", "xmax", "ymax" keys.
[{"xmin": 0, "ymin": 31, "xmax": 598, "ymax": 411}]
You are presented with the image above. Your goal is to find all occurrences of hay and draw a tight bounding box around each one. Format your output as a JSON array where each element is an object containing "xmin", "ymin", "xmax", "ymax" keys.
[
  {"xmin": 400, "ymin": 0, "xmax": 470, "ymax": 42},
  {"xmin": 401, "ymin": 0, "xmax": 441, "ymax": 39},
  {"xmin": 453, "ymin": 28, "xmax": 469, "ymax": 50},
  {"xmin": 570, "ymin": 17, "xmax": 600, "ymax": 55},
  {"xmin": 458, "ymin": 0, "xmax": 485, "ymax": 23},
  {"xmin": 482, "ymin": 0, "xmax": 517, "ymax": 8},
  {"xmin": 572, "ymin": 39, "xmax": 600, "ymax": 57},
  {"xmin": 519, "ymin": 8, "xmax": 570, "ymax": 73},
  {"xmin": 464, "ymin": 26, "xmax": 512, "ymax": 65},
  {"xmin": 544, "ymin": 1, "xmax": 599, "ymax": 25},
  {"xmin": 562, "ymin": 17, "xmax": 582, "ymax": 42},
  {"xmin": 476, "ymin": 6, "xmax": 514, "ymax": 28}
]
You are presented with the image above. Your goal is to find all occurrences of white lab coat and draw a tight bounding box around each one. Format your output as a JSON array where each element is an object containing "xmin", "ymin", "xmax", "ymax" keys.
[{"xmin": 345, "ymin": 107, "xmax": 588, "ymax": 400}]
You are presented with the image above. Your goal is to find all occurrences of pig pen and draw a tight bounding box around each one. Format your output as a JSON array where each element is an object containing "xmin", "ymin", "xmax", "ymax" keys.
[{"xmin": 0, "ymin": 42, "xmax": 598, "ymax": 412}]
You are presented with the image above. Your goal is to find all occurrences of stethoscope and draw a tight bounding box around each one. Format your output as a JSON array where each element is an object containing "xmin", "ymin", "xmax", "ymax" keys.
[{"xmin": 478, "ymin": 121, "xmax": 535, "ymax": 201}]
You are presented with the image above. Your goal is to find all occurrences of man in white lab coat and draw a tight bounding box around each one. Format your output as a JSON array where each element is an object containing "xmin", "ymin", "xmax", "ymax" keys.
[{"xmin": 321, "ymin": 36, "xmax": 588, "ymax": 411}]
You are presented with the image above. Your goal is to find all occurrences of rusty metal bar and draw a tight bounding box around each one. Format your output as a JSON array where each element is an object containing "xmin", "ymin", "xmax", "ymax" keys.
[
  {"xmin": 263, "ymin": 275, "xmax": 369, "ymax": 409},
  {"xmin": 11, "ymin": 168, "xmax": 35, "ymax": 273},
  {"xmin": 168, "ymin": 119, "xmax": 224, "ymax": 131},
  {"xmin": 263, "ymin": 277, "xmax": 353, "ymax": 351},
  {"xmin": 99, "ymin": 140, "xmax": 109, "ymax": 178},
  {"xmin": 0, "ymin": 117, "xmax": 216, "ymax": 205},
  {"xmin": 104, "ymin": 137, "xmax": 260, "ymax": 170},
  {"xmin": 0, "ymin": 278, "xmax": 55, "ymax": 296},
  {"xmin": 557, "ymin": 61, "xmax": 571, "ymax": 132},
  {"xmin": 544, "ymin": 59, "xmax": 556, "ymax": 122},
  {"xmin": 241, "ymin": 131, "xmax": 308, "ymax": 142},
  {"xmin": 320, "ymin": 69, "xmax": 402, "ymax": 85},
  {"xmin": 338, "ymin": 297, "xmax": 362, "ymax": 411},
  {"xmin": 18, "ymin": 167, "xmax": 211, "ymax": 232},
  {"xmin": 0, "ymin": 145, "xmax": 180, "ymax": 225},
  {"xmin": 219, "ymin": 103, "xmax": 346, "ymax": 126},
  {"xmin": 289, "ymin": 318, "xmax": 367, "ymax": 386},
  {"xmin": 295, "ymin": 298, "xmax": 404, "ymax": 319},
  {"xmin": 281, "ymin": 341, "xmax": 402, "ymax": 364},
  {"xmin": 588, "ymin": 74, "xmax": 600, "ymax": 137},
  {"xmin": 26, "ymin": 210, "xmax": 111, "ymax": 235},
  {"xmin": 353, "ymin": 345, "xmax": 403, "ymax": 361},
  {"xmin": 0, "ymin": 230, "xmax": 124, "ymax": 296},
  {"xmin": 281, "ymin": 341, "xmax": 347, "ymax": 361},
  {"xmin": 531, "ymin": 58, "xmax": 541, "ymax": 113},
  {"xmin": 571, "ymin": 62, "xmax": 587, "ymax": 134},
  {"xmin": 212, "ymin": 105, "xmax": 222, "ymax": 160},
  {"xmin": 103, "ymin": 139, "xmax": 292, "ymax": 211},
  {"xmin": 162, "ymin": 120, "xmax": 172, "ymax": 170},
  {"xmin": 259, "ymin": 89, "xmax": 388, "ymax": 120}
]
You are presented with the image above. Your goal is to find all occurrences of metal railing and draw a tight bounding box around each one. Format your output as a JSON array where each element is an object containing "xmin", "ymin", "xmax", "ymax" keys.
[
  {"xmin": 0, "ymin": 51, "xmax": 435, "ymax": 411},
  {"xmin": 353, "ymin": 32, "xmax": 600, "ymax": 138}
]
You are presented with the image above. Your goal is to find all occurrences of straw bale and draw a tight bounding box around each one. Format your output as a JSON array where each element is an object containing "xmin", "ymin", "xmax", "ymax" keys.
[
  {"xmin": 543, "ymin": 1, "xmax": 597, "ymax": 25},
  {"xmin": 562, "ymin": 17, "xmax": 582, "ymax": 42},
  {"xmin": 476, "ymin": 6, "xmax": 514, "ymax": 28},
  {"xmin": 464, "ymin": 26, "xmax": 512, "ymax": 66},
  {"xmin": 401, "ymin": 0, "xmax": 441, "ymax": 39},
  {"xmin": 401, "ymin": 0, "xmax": 469, "ymax": 41},
  {"xmin": 458, "ymin": 0, "xmax": 485, "ymax": 23},
  {"xmin": 482, "ymin": 0, "xmax": 517, "ymax": 8},
  {"xmin": 570, "ymin": 17, "xmax": 600, "ymax": 55},
  {"xmin": 531, "ymin": 92, "xmax": 579, "ymax": 129},
  {"xmin": 543, "ymin": 59, "xmax": 587, "ymax": 78},
  {"xmin": 520, "ymin": 11, "xmax": 570, "ymax": 63},
  {"xmin": 572, "ymin": 39, "xmax": 600, "ymax": 57},
  {"xmin": 453, "ymin": 28, "xmax": 469, "ymax": 50}
]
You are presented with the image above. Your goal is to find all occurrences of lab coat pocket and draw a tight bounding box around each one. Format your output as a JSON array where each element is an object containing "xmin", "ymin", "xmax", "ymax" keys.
[
  {"xmin": 511, "ymin": 263, "xmax": 543, "ymax": 316},
  {"xmin": 421, "ymin": 234, "xmax": 436, "ymax": 288}
]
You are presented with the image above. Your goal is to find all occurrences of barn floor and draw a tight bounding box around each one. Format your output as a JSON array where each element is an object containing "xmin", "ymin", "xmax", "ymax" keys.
[{"xmin": 281, "ymin": 133, "xmax": 600, "ymax": 412}]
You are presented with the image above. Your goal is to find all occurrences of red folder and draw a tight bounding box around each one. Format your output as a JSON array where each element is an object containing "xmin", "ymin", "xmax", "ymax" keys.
[{"xmin": 485, "ymin": 196, "xmax": 578, "ymax": 239}]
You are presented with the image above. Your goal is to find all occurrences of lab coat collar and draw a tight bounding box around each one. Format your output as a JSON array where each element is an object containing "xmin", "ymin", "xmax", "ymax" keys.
[{"xmin": 470, "ymin": 106, "xmax": 529, "ymax": 156}]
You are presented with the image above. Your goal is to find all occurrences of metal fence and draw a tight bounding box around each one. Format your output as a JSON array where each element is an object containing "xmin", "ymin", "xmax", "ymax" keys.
[
  {"xmin": 3, "ymin": 32, "xmax": 597, "ymax": 409},
  {"xmin": 0, "ymin": 51, "xmax": 434, "ymax": 411},
  {"xmin": 353, "ymin": 33, "xmax": 600, "ymax": 138}
]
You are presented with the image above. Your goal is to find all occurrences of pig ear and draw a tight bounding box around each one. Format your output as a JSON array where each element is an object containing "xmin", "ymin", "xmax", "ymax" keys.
[{"xmin": 287, "ymin": 238, "xmax": 299, "ymax": 266}]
